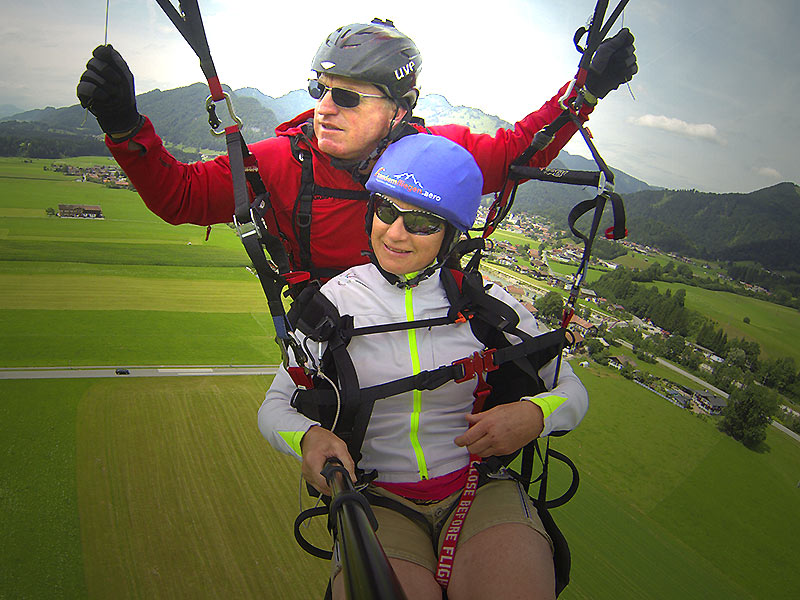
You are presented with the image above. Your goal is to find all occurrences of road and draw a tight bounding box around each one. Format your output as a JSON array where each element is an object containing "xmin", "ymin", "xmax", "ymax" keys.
[
  {"xmin": 613, "ymin": 340, "xmax": 800, "ymax": 444},
  {"xmin": 0, "ymin": 365, "xmax": 280, "ymax": 380},
  {"xmin": 615, "ymin": 339, "xmax": 729, "ymax": 396}
]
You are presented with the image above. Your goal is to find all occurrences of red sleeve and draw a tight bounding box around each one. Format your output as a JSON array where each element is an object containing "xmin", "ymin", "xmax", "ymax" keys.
[
  {"xmin": 427, "ymin": 82, "xmax": 593, "ymax": 195},
  {"xmin": 106, "ymin": 117, "xmax": 238, "ymax": 226}
]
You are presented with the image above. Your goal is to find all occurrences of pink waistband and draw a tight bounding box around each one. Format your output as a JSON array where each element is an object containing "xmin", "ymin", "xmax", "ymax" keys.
[{"xmin": 373, "ymin": 465, "xmax": 470, "ymax": 501}]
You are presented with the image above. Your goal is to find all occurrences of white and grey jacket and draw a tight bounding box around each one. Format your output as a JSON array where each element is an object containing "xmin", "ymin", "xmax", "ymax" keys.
[{"xmin": 258, "ymin": 263, "xmax": 588, "ymax": 484}]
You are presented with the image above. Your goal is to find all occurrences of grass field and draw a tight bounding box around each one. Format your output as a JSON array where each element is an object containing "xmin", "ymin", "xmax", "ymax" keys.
[
  {"xmin": 652, "ymin": 281, "xmax": 800, "ymax": 363},
  {"xmin": 546, "ymin": 258, "xmax": 608, "ymax": 285},
  {"xmin": 1, "ymin": 158, "xmax": 279, "ymax": 367},
  {"xmin": 3, "ymin": 157, "xmax": 800, "ymax": 599},
  {"xmin": 3, "ymin": 367, "xmax": 799, "ymax": 599}
]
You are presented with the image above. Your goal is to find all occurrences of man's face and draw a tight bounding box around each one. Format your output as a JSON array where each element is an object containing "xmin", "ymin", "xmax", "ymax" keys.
[{"xmin": 312, "ymin": 74, "xmax": 404, "ymax": 161}]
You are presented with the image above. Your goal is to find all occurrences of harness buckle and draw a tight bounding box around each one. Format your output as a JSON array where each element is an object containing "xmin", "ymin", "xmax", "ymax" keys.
[
  {"xmin": 232, "ymin": 213, "xmax": 258, "ymax": 240},
  {"xmin": 453, "ymin": 349, "xmax": 498, "ymax": 384}
]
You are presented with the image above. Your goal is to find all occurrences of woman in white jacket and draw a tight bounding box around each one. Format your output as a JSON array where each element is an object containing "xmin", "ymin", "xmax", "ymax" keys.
[{"xmin": 259, "ymin": 134, "xmax": 588, "ymax": 600}]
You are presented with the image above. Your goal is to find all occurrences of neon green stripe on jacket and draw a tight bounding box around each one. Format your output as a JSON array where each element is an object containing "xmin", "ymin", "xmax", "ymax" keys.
[
  {"xmin": 526, "ymin": 394, "xmax": 567, "ymax": 423},
  {"xmin": 278, "ymin": 430, "xmax": 306, "ymax": 457},
  {"xmin": 404, "ymin": 282, "xmax": 429, "ymax": 480}
]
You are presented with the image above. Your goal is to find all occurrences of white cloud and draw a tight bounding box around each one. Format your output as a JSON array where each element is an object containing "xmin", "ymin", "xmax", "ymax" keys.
[
  {"xmin": 755, "ymin": 166, "xmax": 781, "ymax": 178},
  {"xmin": 627, "ymin": 114, "xmax": 726, "ymax": 145}
]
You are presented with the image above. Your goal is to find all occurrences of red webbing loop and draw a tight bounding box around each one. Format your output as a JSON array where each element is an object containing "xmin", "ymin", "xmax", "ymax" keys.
[
  {"xmin": 287, "ymin": 366, "xmax": 314, "ymax": 389},
  {"xmin": 435, "ymin": 457, "xmax": 481, "ymax": 589}
]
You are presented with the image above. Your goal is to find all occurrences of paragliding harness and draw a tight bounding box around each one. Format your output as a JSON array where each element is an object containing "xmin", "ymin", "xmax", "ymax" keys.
[
  {"xmin": 288, "ymin": 261, "xmax": 579, "ymax": 598},
  {"xmin": 155, "ymin": 0, "xmax": 629, "ymax": 597},
  {"xmin": 288, "ymin": 119, "xmax": 429, "ymax": 277}
]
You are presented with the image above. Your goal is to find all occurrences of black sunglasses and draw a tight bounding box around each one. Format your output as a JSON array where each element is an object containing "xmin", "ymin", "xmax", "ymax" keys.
[
  {"xmin": 373, "ymin": 194, "xmax": 445, "ymax": 236},
  {"xmin": 308, "ymin": 79, "xmax": 387, "ymax": 108}
]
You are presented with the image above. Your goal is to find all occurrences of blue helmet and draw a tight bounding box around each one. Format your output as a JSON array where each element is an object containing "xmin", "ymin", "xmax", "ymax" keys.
[{"xmin": 365, "ymin": 134, "xmax": 483, "ymax": 232}]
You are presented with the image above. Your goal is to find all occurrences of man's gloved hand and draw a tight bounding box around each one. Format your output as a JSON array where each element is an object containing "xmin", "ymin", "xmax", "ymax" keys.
[
  {"xmin": 77, "ymin": 45, "xmax": 142, "ymax": 138},
  {"xmin": 585, "ymin": 28, "xmax": 638, "ymax": 100}
]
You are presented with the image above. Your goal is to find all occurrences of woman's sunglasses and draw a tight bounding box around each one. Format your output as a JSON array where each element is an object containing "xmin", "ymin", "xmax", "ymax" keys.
[
  {"xmin": 373, "ymin": 194, "xmax": 445, "ymax": 236},
  {"xmin": 308, "ymin": 79, "xmax": 387, "ymax": 109}
]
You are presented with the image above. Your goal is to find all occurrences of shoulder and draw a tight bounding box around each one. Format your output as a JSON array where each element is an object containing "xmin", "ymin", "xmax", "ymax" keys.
[{"xmin": 321, "ymin": 264, "xmax": 383, "ymax": 302}]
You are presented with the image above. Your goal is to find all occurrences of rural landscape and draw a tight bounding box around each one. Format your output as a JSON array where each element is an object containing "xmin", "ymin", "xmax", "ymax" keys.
[{"xmin": 2, "ymin": 87, "xmax": 800, "ymax": 599}]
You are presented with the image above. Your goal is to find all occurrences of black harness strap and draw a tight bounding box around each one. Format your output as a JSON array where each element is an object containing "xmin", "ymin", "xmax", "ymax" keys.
[
  {"xmin": 155, "ymin": 0, "xmax": 312, "ymax": 375},
  {"xmin": 289, "ymin": 125, "xmax": 370, "ymax": 273}
]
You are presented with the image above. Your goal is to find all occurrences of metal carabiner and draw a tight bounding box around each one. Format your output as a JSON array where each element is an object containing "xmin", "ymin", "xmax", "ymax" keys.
[{"xmin": 205, "ymin": 92, "xmax": 243, "ymax": 136}]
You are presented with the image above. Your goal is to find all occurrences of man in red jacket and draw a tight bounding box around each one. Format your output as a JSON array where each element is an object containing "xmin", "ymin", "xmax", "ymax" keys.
[{"xmin": 77, "ymin": 18, "xmax": 636, "ymax": 278}]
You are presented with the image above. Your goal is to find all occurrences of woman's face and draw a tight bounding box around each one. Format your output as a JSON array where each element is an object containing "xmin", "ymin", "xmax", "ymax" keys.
[{"xmin": 370, "ymin": 196, "xmax": 446, "ymax": 276}]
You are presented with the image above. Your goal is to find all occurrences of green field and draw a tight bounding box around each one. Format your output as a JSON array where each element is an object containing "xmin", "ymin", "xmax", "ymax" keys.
[
  {"xmin": 3, "ymin": 157, "xmax": 800, "ymax": 599},
  {"xmin": 652, "ymin": 281, "xmax": 800, "ymax": 363},
  {"xmin": 546, "ymin": 258, "xmax": 608, "ymax": 285},
  {"xmin": 1, "ymin": 157, "xmax": 279, "ymax": 367},
  {"xmin": 3, "ymin": 366, "xmax": 799, "ymax": 599}
]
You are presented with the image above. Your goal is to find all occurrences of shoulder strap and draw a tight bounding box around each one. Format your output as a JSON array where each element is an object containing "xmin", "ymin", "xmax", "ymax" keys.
[{"xmin": 289, "ymin": 127, "xmax": 370, "ymax": 274}]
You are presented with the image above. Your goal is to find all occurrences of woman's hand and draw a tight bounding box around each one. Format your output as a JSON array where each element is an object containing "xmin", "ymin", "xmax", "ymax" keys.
[
  {"xmin": 454, "ymin": 401, "xmax": 545, "ymax": 457},
  {"xmin": 300, "ymin": 425, "xmax": 357, "ymax": 496}
]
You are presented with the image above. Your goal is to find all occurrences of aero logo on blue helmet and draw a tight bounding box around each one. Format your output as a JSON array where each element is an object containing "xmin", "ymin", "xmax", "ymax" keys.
[{"xmin": 366, "ymin": 135, "xmax": 484, "ymax": 232}]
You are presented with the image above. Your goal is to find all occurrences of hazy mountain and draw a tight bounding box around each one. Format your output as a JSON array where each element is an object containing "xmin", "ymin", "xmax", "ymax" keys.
[
  {"xmin": 235, "ymin": 88, "xmax": 314, "ymax": 124},
  {"xmin": 0, "ymin": 104, "xmax": 24, "ymax": 119},
  {"xmin": 4, "ymin": 83, "xmax": 279, "ymax": 154}
]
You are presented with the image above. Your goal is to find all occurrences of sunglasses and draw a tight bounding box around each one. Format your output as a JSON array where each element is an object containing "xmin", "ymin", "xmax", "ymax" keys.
[
  {"xmin": 308, "ymin": 79, "xmax": 387, "ymax": 108},
  {"xmin": 373, "ymin": 194, "xmax": 445, "ymax": 236}
]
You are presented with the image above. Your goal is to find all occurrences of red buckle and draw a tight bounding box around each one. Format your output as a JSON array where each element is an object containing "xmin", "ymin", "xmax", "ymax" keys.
[
  {"xmin": 287, "ymin": 366, "xmax": 314, "ymax": 389},
  {"xmin": 453, "ymin": 350, "xmax": 498, "ymax": 383}
]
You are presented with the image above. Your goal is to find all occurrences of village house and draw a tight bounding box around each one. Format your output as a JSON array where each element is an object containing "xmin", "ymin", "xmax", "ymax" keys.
[
  {"xmin": 568, "ymin": 314, "xmax": 598, "ymax": 338},
  {"xmin": 693, "ymin": 390, "xmax": 727, "ymax": 415},
  {"xmin": 608, "ymin": 355, "xmax": 637, "ymax": 370},
  {"xmin": 505, "ymin": 284, "xmax": 526, "ymax": 300}
]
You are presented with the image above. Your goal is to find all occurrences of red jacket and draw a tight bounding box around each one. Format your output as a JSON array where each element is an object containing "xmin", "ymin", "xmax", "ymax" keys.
[{"xmin": 108, "ymin": 83, "xmax": 590, "ymax": 273}]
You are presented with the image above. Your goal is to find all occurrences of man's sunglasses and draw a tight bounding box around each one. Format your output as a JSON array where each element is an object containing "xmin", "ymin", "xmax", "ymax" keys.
[
  {"xmin": 373, "ymin": 194, "xmax": 445, "ymax": 236},
  {"xmin": 308, "ymin": 79, "xmax": 387, "ymax": 108}
]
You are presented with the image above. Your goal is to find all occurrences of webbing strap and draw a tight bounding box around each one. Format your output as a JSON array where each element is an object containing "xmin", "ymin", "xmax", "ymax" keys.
[
  {"xmin": 156, "ymin": 0, "xmax": 308, "ymax": 372},
  {"xmin": 154, "ymin": 0, "xmax": 220, "ymax": 95},
  {"xmin": 435, "ymin": 457, "xmax": 480, "ymax": 588}
]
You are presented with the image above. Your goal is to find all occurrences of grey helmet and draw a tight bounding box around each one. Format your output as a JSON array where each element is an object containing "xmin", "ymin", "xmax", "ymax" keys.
[{"xmin": 311, "ymin": 18, "xmax": 421, "ymax": 110}]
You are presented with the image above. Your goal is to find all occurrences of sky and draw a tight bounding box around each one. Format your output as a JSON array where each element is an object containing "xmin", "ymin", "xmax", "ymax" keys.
[{"xmin": 1, "ymin": 0, "xmax": 798, "ymax": 194}]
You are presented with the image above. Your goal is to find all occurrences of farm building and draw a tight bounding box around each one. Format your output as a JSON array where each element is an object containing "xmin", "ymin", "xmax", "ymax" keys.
[
  {"xmin": 693, "ymin": 390, "xmax": 728, "ymax": 415},
  {"xmin": 608, "ymin": 355, "xmax": 637, "ymax": 370},
  {"xmin": 568, "ymin": 314, "xmax": 598, "ymax": 337},
  {"xmin": 58, "ymin": 204, "xmax": 104, "ymax": 219}
]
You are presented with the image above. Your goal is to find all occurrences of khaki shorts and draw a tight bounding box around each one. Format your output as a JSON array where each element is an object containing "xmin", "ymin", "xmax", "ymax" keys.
[{"xmin": 332, "ymin": 478, "xmax": 552, "ymax": 577}]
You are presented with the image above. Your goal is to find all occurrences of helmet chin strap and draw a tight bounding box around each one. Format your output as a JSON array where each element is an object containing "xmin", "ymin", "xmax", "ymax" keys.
[{"xmin": 362, "ymin": 250, "xmax": 443, "ymax": 289}]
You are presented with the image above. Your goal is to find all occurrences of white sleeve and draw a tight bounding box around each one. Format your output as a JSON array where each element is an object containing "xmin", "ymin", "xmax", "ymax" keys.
[{"xmin": 257, "ymin": 340, "xmax": 324, "ymax": 459}]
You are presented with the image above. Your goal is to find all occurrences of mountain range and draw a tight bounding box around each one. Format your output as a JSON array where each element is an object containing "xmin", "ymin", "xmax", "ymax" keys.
[{"xmin": 2, "ymin": 84, "xmax": 797, "ymax": 272}]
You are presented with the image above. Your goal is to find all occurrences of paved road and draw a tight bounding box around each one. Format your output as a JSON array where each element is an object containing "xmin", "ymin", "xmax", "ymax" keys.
[
  {"xmin": 613, "ymin": 340, "xmax": 800, "ymax": 444},
  {"xmin": 614, "ymin": 339, "xmax": 729, "ymax": 396},
  {"xmin": 0, "ymin": 365, "xmax": 280, "ymax": 380}
]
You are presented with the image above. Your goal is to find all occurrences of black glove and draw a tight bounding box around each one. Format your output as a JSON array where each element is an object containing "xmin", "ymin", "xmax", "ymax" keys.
[
  {"xmin": 585, "ymin": 28, "xmax": 638, "ymax": 100},
  {"xmin": 77, "ymin": 44, "xmax": 142, "ymax": 137}
]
